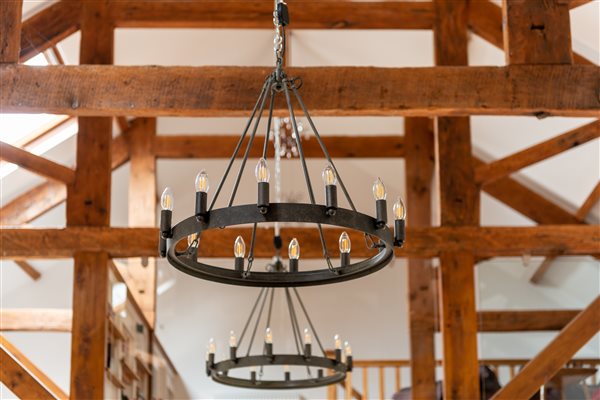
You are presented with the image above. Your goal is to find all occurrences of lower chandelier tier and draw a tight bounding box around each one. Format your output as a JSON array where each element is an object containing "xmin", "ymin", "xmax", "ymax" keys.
[
  {"xmin": 207, "ymin": 353, "xmax": 350, "ymax": 390},
  {"xmin": 163, "ymin": 203, "xmax": 398, "ymax": 287}
]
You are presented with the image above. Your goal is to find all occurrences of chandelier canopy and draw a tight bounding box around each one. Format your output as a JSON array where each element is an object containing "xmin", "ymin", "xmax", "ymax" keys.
[{"xmin": 158, "ymin": 0, "xmax": 406, "ymax": 287}]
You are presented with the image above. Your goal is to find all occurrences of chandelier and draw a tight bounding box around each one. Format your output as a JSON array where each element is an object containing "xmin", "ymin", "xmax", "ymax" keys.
[
  {"xmin": 158, "ymin": 0, "xmax": 406, "ymax": 287},
  {"xmin": 204, "ymin": 241, "xmax": 353, "ymax": 389}
]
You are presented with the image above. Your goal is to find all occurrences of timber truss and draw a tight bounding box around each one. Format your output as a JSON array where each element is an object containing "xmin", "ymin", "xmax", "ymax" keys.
[{"xmin": 0, "ymin": 1, "xmax": 599, "ymax": 399}]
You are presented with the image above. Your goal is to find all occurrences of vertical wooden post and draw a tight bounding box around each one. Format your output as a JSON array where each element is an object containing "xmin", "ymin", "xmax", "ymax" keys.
[
  {"xmin": 67, "ymin": 2, "xmax": 114, "ymax": 399},
  {"xmin": 404, "ymin": 117, "xmax": 437, "ymax": 398},
  {"xmin": 126, "ymin": 118, "xmax": 158, "ymax": 326},
  {"xmin": 503, "ymin": 0, "xmax": 573, "ymax": 65},
  {"xmin": 433, "ymin": 1, "xmax": 480, "ymax": 399},
  {"xmin": 0, "ymin": 0, "xmax": 23, "ymax": 63}
]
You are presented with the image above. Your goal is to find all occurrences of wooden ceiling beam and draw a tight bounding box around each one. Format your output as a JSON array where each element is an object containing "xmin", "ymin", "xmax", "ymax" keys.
[
  {"xmin": 2, "ymin": 65, "xmax": 598, "ymax": 117},
  {"xmin": 0, "ymin": 133, "xmax": 129, "ymax": 227},
  {"xmin": 154, "ymin": 135, "xmax": 404, "ymax": 158},
  {"xmin": 491, "ymin": 296, "xmax": 600, "ymax": 400},
  {"xmin": 576, "ymin": 181, "xmax": 600, "ymax": 221},
  {"xmin": 0, "ymin": 141, "xmax": 76, "ymax": 184},
  {"xmin": 13, "ymin": 260, "xmax": 41, "ymax": 281},
  {"xmin": 109, "ymin": 1, "xmax": 433, "ymax": 29},
  {"xmin": 445, "ymin": 310, "xmax": 581, "ymax": 332},
  {"xmin": 20, "ymin": 1, "xmax": 80, "ymax": 62},
  {"xmin": 2, "ymin": 225, "xmax": 597, "ymax": 259},
  {"xmin": 0, "ymin": 335, "xmax": 68, "ymax": 400},
  {"xmin": 0, "ymin": 0, "xmax": 23, "ymax": 63},
  {"xmin": 476, "ymin": 120, "xmax": 600, "ymax": 185},
  {"xmin": 0, "ymin": 309, "xmax": 72, "ymax": 332},
  {"xmin": 468, "ymin": 0, "xmax": 594, "ymax": 65}
]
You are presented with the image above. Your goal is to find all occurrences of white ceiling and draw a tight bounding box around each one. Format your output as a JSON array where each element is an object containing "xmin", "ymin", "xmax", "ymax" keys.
[{"xmin": 1, "ymin": 2, "xmax": 599, "ymax": 398}]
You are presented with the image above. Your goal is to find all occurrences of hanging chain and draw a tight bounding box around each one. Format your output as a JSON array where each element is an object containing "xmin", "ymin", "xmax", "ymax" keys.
[{"xmin": 273, "ymin": 0, "xmax": 288, "ymax": 74}]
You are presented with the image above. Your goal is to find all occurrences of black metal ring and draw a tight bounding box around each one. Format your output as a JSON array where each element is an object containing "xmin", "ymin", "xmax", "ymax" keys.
[
  {"xmin": 166, "ymin": 203, "xmax": 394, "ymax": 287},
  {"xmin": 208, "ymin": 354, "xmax": 347, "ymax": 389}
]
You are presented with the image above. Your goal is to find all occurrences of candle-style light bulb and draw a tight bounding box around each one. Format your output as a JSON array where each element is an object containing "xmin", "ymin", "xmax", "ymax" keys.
[
  {"xmin": 393, "ymin": 196, "xmax": 406, "ymax": 220},
  {"xmin": 265, "ymin": 327, "xmax": 273, "ymax": 344},
  {"xmin": 334, "ymin": 334, "xmax": 342, "ymax": 350},
  {"xmin": 195, "ymin": 170, "xmax": 209, "ymax": 193},
  {"xmin": 322, "ymin": 165, "xmax": 337, "ymax": 186},
  {"xmin": 344, "ymin": 341, "xmax": 352, "ymax": 357},
  {"xmin": 288, "ymin": 238, "xmax": 300, "ymax": 260},
  {"xmin": 372, "ymin": 177, "xmax": 387, "ymax": 201},
  {"xmin": 160, "ymin": 187, "xmax": 174, "ymax": 210},
  {"xmin": 234, "ymin": 236, "xmax": 246, "ymax": 258},
  {"xmin": 339, "ymin": 231, "xmax": 351, "ymax": 254},
  {"xmin": 255, "ymin": 158, "xmax": 270, "ymax": 183},
  {"xmin": 208, "ymin": 338, "xmax": 216, "ymax": 354},
  {"xmin": 229, "ymin": 331, "xmax": 237, "ymax": 348},
  {"xmin": 187, "ymin": 232, "xmax": 199, "ymax": 247},
  {"xmin": 303, "ymin": 328, "xmax": 312, "ymax": 345},
  {"xmin": 283, "ymin": 364, "xmax": 290, "ymax": 373}
]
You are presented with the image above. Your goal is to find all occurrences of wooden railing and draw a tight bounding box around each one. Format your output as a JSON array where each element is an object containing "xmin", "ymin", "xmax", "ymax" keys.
[{"xmin": 325, "ymin": 353, "xmax": 600, "ymax": 400}]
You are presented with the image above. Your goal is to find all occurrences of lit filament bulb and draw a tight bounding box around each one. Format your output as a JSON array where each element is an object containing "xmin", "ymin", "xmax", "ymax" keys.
[
  {"xmin": 303, "ymin": 328, "xmax": 312, "ymax": 345},
  {"xmin": 234, "ymin": 236, "xmax": 246, "ymax": 258},
  {"xmin": 344, "ymin": 341, "xmax": 352, "ymax": 357},
  {"xmin": 187, "ymin": 232, "xmax": 199, "ymax": 247},
  {"xmin": 321, "ymin": 165, "xmax": 337, "ymax": 186},
  {"xmin": 372, "ymin": 177, "xmax": 387, "ymax": 201},
  {"xmin": 334, "ymin": 334, "xmax": 342, "ymax": 350},
  {"xmin": 208, "ymin": 338, "xmax": 216, "ymax": 354},
  {"xmin": 283, "ymin": 365, "xmax": 290, "ymax": 373},
  {"xmin": 229, "ymin": 331, "xmax": 237, "ymax": 348},
  {"xmin": 339, "ymin": 231, "xmax": 351, "ymax": 254},
  {"xmin": 288, "ymin": 238, "xmax": 300, "ymax": 260},
  {"xmin": 255, "ymin": 158, "xmax": 270, "ymax": 183},
  {"xmin": 265, "ymin": 327, "xmax": 273, "ymax": 344},
  {"xmin": 160, "ymin": 187, "xmax": 174, "ymax": 210},
  {"xmin": 393, "ymin": 196, "xmax": 406, "ymax": 220},
  {"xmin": 195, "ymin": 170, "xmax": 209, "ymax": 193}
]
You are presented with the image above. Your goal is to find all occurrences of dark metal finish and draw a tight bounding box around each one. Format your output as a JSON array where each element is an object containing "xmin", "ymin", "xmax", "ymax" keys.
[
  {"xmin": 195, "ymin": 191, "xmax": 207, "ymax": 217},
  {"xmin": 160, "ymin": 209, "xmax": 172, "ymax": 238},
  {"xmin": 325, "ymin": 184, "xmax": 337, "ymax": 216},
  {"xmin": 375, "ymin": 199, "xmax": 388, "ymax": 229},
  {"xmin": 230, "ymin": 347, "xmax": 237, "ymax": 361},
  {"xmin": 346, "ymin": 356, "xmax": 353, "ymax": 370},
  {"xmin": 159, "ymin": 236, "xmax": 167, "ymax": 258},
  {"xmin": 289, "ymin": 258, "xmax": 298, "ymax": 273},
  {"xmin": 167, "ymin": 203, "xmax": 394, "ymax": 287},
  {"xmin": 340, "ymin": 252, "xmax": 350, "ymax": 267},
  {"xmin": 257, "ymin": 182, "xmax": 270, "ymax": 214},
  {"xmin": 234, "ymin": 257, "xmax": 245, "ymax": 272},
  {"xmin": 207, "ymin": 354, "xmax": 348, "ymax": 390},
  {"xmin": 304, "ymin": 343, "xmax": 312, "ymax": 358},
  {"xmin": 265, "ymin": 343, "xmax": 273, "ymax": 356},
  {"xmin": 394, "ymin": 218, "xmax": 406, "ymax": 246},
  {"xmin": 335, "ymin": 349, "xmax": 342, "ymax": 363},
  {"xmin": 285, "ymin": 371, "xmax": 291, "ymax": 381}
]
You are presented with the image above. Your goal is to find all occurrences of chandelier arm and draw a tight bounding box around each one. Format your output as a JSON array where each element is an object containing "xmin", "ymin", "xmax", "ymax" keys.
[
  {"xmin": 291, "ymin": 85, "xmax": 357, "ymax": 212},
  {"xmin": 244, "ymin": 222, "xmax": 259, "ymax": 275},
  {"xmin": 258, "ymin": 287, "xmax": 276, "ymax": 377},
  {"xmin": 262, "ymin": 86, "xmax": 276, "ymax": 159},
  {"xmin": 228, "ymin": 76, "xmax": 273, "ymax": 208},
  {"xmin": 284, "ymin": 288, "xmax": 302, "ymax": 356},
  {"xmin": 208, "ymin": 77, "xmax": 271, "ymax": 211},
  {"xmin": 246, "ymin": 285, "xmax": 270, "ymax": 357},
  {"xmin": 238, "ymin": 287, "xmax": 266, "ymax": 349},
  {"xmin": 282, "ymin": 79, "xmax": 334, "ymax": 271},
  {"xmin": 286, "ymin": 287, "xmax": 312, "ymax": 376},
  {"xmin": 292, "ymin": 287, "xmax": 326, "ymax": 356}
]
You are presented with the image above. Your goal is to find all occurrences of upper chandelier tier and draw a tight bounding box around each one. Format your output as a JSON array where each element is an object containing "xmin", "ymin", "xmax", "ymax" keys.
[{"xmin": 158, "ymin": 0, "xmax": 406, "ymax": 287}]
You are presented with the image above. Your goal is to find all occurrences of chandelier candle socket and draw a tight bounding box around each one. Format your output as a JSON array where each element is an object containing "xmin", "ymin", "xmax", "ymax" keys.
[
  {"xmin": 334, "ymin": 334, "xmax": 342, "ymax": 362},
  {"xmin": 303, "ymin": 328, "xmax": 312, "ymax": 358},
  {"xmin": 234, "ymin": 236, "xmax": 246, "ymax": 272},
  {"xmin": 393, "ymin": 196, "xmax": 407, "ymax": 246},
  {"xmin": 195, "ymin": 170, "xmax": 209, "ymax": 217},
  {"xmin": 158, "ymin": 0, "xmax": 405, "ymax": 287},
  {"xmin": 322, "ymin": 165, "xmax": 338, "ymax": 215},
  {"xmin": 339, "ymin": 231, "xmax": 351, "ymax": 267},
  {"xmin": 255, "ymin": 158, "xmax": 271, "ymax": 214},
  {"xmin": 265, "ymin": 327, "xmax": 273, "ymax": 356},
  {"xmin": 229, "ymin": 331, "xmax": 238, "ymax": 360},
  {"xmin": 288, "ymin": 238, "xmax": 300, "ymax": 272}
]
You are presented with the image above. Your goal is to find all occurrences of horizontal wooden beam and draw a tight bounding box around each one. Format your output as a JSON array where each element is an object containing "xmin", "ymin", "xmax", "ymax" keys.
[
  {"xmin": 154, "ymin": 135, "xmax": 404, "ymax": 158},
  {"xmin": 475, "ymin": 310, "xmax": 580, "ymax": 332},
  {"xmin": 1, "ymin": 225, "xmax": 598, "ymax": 259},
  {"xmin": 20, "ymin": 1, "xmax": 80, "ymax": 62},
  {"xmin": 0, "ymin": 141, "xmax": 75, "ymax": 184},
  {"xmin": 2, "ymin": 65, "xmax": 598, "ymax": 117},
  {"xmin": 110, "ymin": 1, "xmax": 433, "ymax": 29},
  {"xmin": 0, "ymin": 309, "xmax": 71, "ymax": 332},
  {"xmin": 476, "ymin": 120, "xmax": 600, "ymax": 185}
]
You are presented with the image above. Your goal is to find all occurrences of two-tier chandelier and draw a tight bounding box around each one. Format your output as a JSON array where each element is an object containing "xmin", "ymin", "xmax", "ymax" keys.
[{"xmin": 158, "ymin": 0, "xmax": 406, "ymax": 287}]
